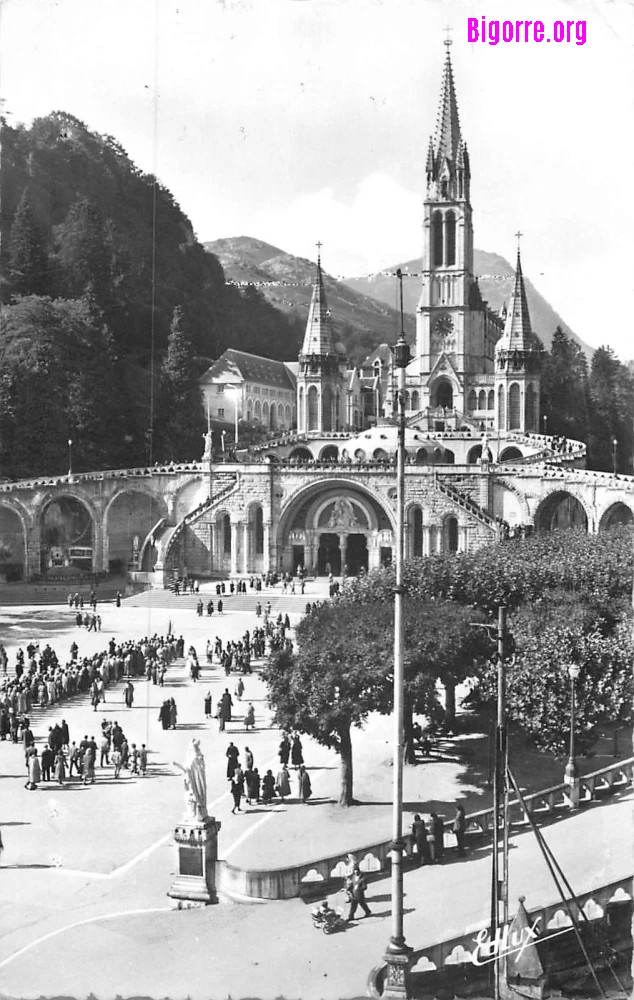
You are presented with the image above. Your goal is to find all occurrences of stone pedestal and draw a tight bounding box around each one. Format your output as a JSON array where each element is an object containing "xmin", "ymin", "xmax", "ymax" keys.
[
  {"xmin": 381, "ymin": 949, "xmax": 413, "ymax": 999},
  {"xmin": 168, "ymin": 816, "xmax": 221, "ymax": 906}
]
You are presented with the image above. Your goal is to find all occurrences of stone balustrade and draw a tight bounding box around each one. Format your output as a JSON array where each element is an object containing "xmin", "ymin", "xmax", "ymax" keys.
[{"xmin": 217, "ymin": 757, "xmax": 633, "ymax": 902}]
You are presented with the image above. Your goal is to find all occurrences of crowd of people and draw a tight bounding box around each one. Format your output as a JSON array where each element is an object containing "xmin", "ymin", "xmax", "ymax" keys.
[{"xmin": 223, "ymin": 732, "xmax": 311, "ymax": 814}]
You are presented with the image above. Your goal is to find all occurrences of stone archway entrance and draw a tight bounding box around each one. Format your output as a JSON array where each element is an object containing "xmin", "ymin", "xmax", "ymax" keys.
[
  {"xmin": 318, "ymin": 533, "xmax": 341, "ymax": 575},
  {"xmin": 346, "ymin": 533, "xmax": 368, "ymax": 575},
  {"xmin": 40, "ymin": 496, "xmax": 94, "ymax": 573}
]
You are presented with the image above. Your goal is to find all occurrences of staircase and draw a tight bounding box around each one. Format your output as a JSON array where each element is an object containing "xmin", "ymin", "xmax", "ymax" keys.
[
  {"xmin": 434, "ymin": 476, "xmax": 497, "ymax": 532},
  {"xmin": 163, "ymin": 472, "xmax": 239, "ymax": 566}
]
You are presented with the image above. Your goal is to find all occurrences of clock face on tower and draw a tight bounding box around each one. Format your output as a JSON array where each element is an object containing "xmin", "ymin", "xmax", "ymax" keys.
[{"xmin": 434, "ymin": 314, "xmax": 454, "ymax": 337}]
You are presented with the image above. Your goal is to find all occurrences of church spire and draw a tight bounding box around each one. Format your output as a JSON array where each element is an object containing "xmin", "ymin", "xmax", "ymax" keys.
[
  {"xmin": 499, "ymin": 249, "xmax": 534, "ymax": 351},
  {"xmin": 426, "ymin": 39, "xmax": 469, "ymax": 201},
  {"xmin": 300, "ymin": 249, "xmax": 335, "ymax": 356},
  {"xmin": 433, "ymin": 41, "xmax": 462, "ymax": 167}
]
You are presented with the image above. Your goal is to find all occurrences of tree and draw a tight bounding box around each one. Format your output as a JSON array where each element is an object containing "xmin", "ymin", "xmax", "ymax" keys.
[
  {"xmin": 588, "ymin": 346, "xmax": 634, "ymax": 473},
  {"xmin": 154, "ymin": 307, "xmax": 206, "ymax": 463},
  {"xmin": 8, "ymin": 190, "xmax": 49, "ymax": 296},
  {"xmin": 540, "ymin": 327, "xmax": 589, "ymax": 443}
]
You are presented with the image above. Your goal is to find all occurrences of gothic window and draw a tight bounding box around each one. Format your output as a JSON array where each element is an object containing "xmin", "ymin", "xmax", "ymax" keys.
[
  {"xmin": 525, "ymin": 384, "xmax": 536, "ymax": 431},
  {"xmin": 322, "ymin": 387, "xmax": 333, "ymax": 432},
  {"xmin": 436, "ymin": 380, "xmax": 453, "ymax": 409},
  {"xmin": 445, "ymin": 516, "xmax": 459, "ymax": 553},
  {"xmin": 509, "ymin": 383, "xmax": 521, "ymax": 429},
  {"xmin": 285, "ymin": 404, "xmax": 292, "ymax": 425},
  {"xmin": 254, "ymin": 400, "xmax": 262, "ymax": 422},
  {"xmin": 298, "ymin": 388, "xmax": 304, "ymax": 428},
  {"xmin": 468, "ymin": 390, "xmax": 477, "ymax": 411},
  {"xmin": 432, "ymin": 211, "xmax": 443, "ymax": 268},
  {"xmin": 263, "ymin": 401, "xmax": 270, "ymax": 424},
  {"xmin": 223, "ymin": 514, "xmax": 231, "ymax": 554},
  {"xmin": 253, "ymin": 505, "xmax": 264, "ymax": 555},
  {"xmin": 307, "ymin": 386, "xmax": 318, "ymax": 431},
  {"xmin": 478, "ymin": 390, "xmax": 486, "ymax": 410},
  {"xmin": 404, "ymin": 390, "xmax": 411, "ymax": 410},
  {"xmin": 445, "ymin": 211, "xmax": 456, "ymax": 266},
  {"xmin": 247, "ymin": 403, "xmax": 253, "ymax": 423},
  {"xmin": 488, "ymin": 389, "xmax": 495, "ymax": 410},
  {"xmin": 269, "ymin": 402, "xmax": 277, "ymax": 430},
  {"xmin": 498, "ymin": 386, "xmax": 505, "ymax": 428},
  {"xmin": 411, "ymin": 390, "xmax": 420, "ymax": 411}
]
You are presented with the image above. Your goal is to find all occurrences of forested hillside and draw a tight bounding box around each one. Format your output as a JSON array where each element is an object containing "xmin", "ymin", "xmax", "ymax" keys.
[{"xmin": 0, "ymin": 112, "xmax": 304, "ymax": 477}]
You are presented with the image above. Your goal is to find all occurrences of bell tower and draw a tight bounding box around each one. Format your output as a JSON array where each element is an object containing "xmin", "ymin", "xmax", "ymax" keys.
[{"xmin": 416, "ymin": 42, "xmax": 481, "ymax": 418}]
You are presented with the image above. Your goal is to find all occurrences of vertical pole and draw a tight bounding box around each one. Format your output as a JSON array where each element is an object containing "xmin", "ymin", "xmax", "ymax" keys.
[
  {"xmin": 491, "ymin": 606, "xmax": 508, "ymax": 1000},
  {"xmin": 381, "ymin": 271, "xmax": 412, "ymax": 999}
]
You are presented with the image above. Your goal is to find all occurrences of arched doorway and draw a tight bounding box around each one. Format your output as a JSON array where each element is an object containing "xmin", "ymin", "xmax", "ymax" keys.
[
  {"xmin": 535, "ymin": 492, "xmax": 588, "ymax": 532},
  {"xmin": 320, "ymin": 445, "xmax": 339, "ymax": 462},
  {"xmin": 467, "ymin": 445, "xmax": 482, "ymax": 464},
  {"xmin": 248, "ymin": 504, "xmax": 265, "ymax": 572},
  {"xmin": 40, "ymin": 496, "xmax": 94, "ymax": 573},
  {"xmin": 599, "ymin": 503, "xmax": 634, "ymax": 531},
  {"xmin": 318, "ymin": 533, "xmax": 341, "ymax": 575},
  {"xmin": 415, "ymin": 448, "xmax": 428, "ymax": 465},
  {"xmin": 346, "ymin": 534, "xmax": 368, "ymax": 575},
  {"xmin": 289, "ymin": 447, "xmax": 313, "ymax": 463},
  {"xmin": 106, "ymin": 491, "xmax": 165, "ymax": 573},
  {"xmin": 0, "ymin": 506, "xmax": 26, "ymax": 581},
  {"xmin": 435, "ymin": 380, "xmax": 453, "ymax": 409},
  {"xmin": 444, "ymin": 515, "xmax": 459, "ymax": 552}
]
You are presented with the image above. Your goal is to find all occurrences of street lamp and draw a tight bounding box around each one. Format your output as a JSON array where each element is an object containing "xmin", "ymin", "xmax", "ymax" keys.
[
  {"xmin": 379, "ymin": 271, "xmax": 412, "ymax": 998},
  {"xmin": 612, "ymin": 437, "xmax": 618, "ymax": 475},
  {"xmin": 542, "ymin": 414, "xmax": 548, "ymax": 436},
  {"xmin": 68, "ymin": 438, "xmax": 73, "ymax": 478},
  {"xmin": 564, "ymin": 663, "xmax": 581, "ymax": 809}
]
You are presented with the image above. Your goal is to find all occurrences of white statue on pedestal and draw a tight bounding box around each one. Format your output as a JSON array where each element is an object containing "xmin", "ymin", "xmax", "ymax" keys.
[{"xmin": 175, "ymin": 739, "xmax": 208, "ymax": 823}]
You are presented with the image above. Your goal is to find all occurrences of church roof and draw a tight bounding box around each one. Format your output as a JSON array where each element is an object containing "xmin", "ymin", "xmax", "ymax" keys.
[
  {"xmin": 433, "ymin": 46, "xmax": 463, "ymax": 168},
  {"xmin": 497, "ymin": 250, "xmax": 535, "ymax": 352},
  {"xmin": 200, "ymin": 349, "xmax": 297, "ymax": 390},
  {"xmin": 300, "ymin": 255, "xmax": 336, "ymax": 355}
]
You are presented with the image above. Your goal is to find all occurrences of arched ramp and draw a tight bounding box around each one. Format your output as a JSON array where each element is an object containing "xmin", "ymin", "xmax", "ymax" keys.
[
  {"xmin": 534, "ymin": 491, "xmax": 588, "ymax": 533},
  {"xmin": 598, "ymin": 502, "xmax": 634, "ymax": 531}
]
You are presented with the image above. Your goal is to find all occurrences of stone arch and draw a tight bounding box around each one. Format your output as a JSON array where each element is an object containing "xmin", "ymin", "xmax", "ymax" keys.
[
  {"xmin": 246, "ymin": 501, "xmax": 265, "ymax": 571},
  {"xmin": 104, "ymin": 489, "xmax": 168, "ymax": 573},
  {"xmin": 285, "ymin": 404, "xmax": 292, "ymax": 426},
  {"xmin": 443, "ymin": 448, "xmax": 455, "ymax": 464},
  {"xmin": 277, "ymin": 478, "xmax": 397, "ymax": 540},
  {"xmin": 467, "ymin": 445, "xmax": 482, "ymax": 464},
  {"xmin": 270, "ymin": 402, "xmax": 278, "ymax": 430},
  {"xmin": 433, "ymin": 379, "xmax": 453, "ymax": 409},
  {"xmin": 415, "ymin": 447, "xmax": 428, "ymax": 465},
  {"xmin": 320, "ymin": 445, "xmax": 339, "ymax": 462},
  {"xmin": 411, "ymin": 390, "xmax": 420, "ymax": 411},
  {"xmin": 289, "ymin": 447, "xmax": 313, "ymax": 463},
  {"xmin": 0, "ymin": 503, "xmax": 28, "ymax": 580},
  {"xmin": 373, "ymin": 448, "xmax": 389, "ymax": 462},
  {"xmin": 598, "ymin": 501, "xmax": 634, "ymax": 531},
  {"xmin": 487, "ymin": 389, "xmax": 495, "ymax": 411},
  {"xmin": 534, "ymin": 490, "xmax": 589, "ymax": 533},
  {"xmin": 262, "ymin": 401, "xmax": 270, "ymax": 424},
  {"xmin": 499, "ymin": 446, "xmax": 523, "ymax": 463},
  {"xmin": 39, "ymin": 493, "xmax": 97, "ymax": 573},
  {"xmin": 468, "ymin": 389, "xmax": 477, "ymax": 411},
  {"xmin": 478, "ymin": 389, "xmax": 486, "ymax": 410},
  {"xmin": 493, "ymin": 479, "xmax": 531, "ymax": 522},
  {"xmin": 172, "ymin": 478, "xmax": 207, "ymax": 523}
]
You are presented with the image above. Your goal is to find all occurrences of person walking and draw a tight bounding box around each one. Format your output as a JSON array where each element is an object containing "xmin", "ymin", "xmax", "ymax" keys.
[
  {"xmin": 346, "ymin": 864, "xmax": 372, "ymax": 921},
  {"xmin": 230, "ymin": 765, "xmax": 244, "ymax": 814},
  {"xmin": 225, "ymin": 742, "xmax": 240, "ymax": 779},
  {"xmin": 54, "ymin": 749, "xmax": 66, "ymax": 785},
  {"xmin": 453, "ymin": 803, "xmax": 467, "ymax": 857},
  {"xmin": 25, "ymin": 750, "xmax": 41, "ymax": 790},
  {"xmin": 261, "ymin": 769, "xmax": 276, "ymax": 804},
  {"xmin": 169, "ymin": 698, "xmax": 178, "ymax": 730},
  {"xmin": 112, "ymin": 748, "xmax": 123, "ymax": 779},
  {"xmin": 244, "ymin": 747, "xmax": 254, "ymax": 771},
  {"xmin": 234, "ymin": 677, "xmax": 244, "ymax": 701},
  {"xmin": 278, "ymin": 734, "xmax": 291, "ymax": 766},
  {"xmin": 430, "ymin": 812, "xmax": 445, "ymax": 863},
  {"xmin": 124, "ymin": 681, "xmax": 134, "ymax": 708},
  {"xmin": 139, "ymin": 744, "xmax": 148, "ymax": 776},
  {"xmin": 204, "ymin": 691, "xmax": 212, "ymax": 719},
  {"xmin": 411, "ymin": 814, "xmax": 431, "ymax": 866},
  {"xmin": 82, "ymin": 746, "xmax": 96, "ymax": 785},
  {"xmin": 275, "ymin": 764, "xmax": 291, "ymax": 802},
  {"xmin": 244, "ymin": 703, "xmax": 255, "ymax": 731},
  {"xmin": 247, "ymin": 767, "xmax": 260, "ymax": 804},
  {"xmin": 291, "ymin": 734, "xmax": 304, "ymax": 767},
  {"xmin": 40, "ymin": 746, "xmax": 54, "ymax": 782},
  {"xmin": 297, "ymin": 764, "xmax": 312, "ymax": 803},
  {"xmin": 99, "ymin": 734, "xmax": 110, "ymax": 768},
  {"xmin": 158, "ymin": 701, "xmax": 170, "ymax": 730}
]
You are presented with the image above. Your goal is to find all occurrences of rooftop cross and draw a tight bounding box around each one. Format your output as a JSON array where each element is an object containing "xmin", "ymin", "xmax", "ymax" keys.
[
  {"xmin": 316, "ymin": 240, "xmax": 323, "ymax": 264},
  {"xmin": 515, "ymin": 230, "xmax": 523, "ymax": 251},
  {"xmin": 443, "ymin": 25, "xmax": 453, "ymax": 48}
]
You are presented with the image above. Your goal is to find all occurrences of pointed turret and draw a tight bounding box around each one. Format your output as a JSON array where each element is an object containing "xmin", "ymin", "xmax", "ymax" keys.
[
  {"xmin": 497, "ymin": 250, "xmax": 533, "ymax": 351},
  {"xmin": 296, "ymin": 248, "xmax": 347, "ymax": 433},
  {"xmin": 300, "ymin": 254, "xmax": 335, "ymax": 355}
]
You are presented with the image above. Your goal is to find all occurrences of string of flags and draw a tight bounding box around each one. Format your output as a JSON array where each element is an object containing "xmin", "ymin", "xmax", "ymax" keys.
[{"xmin": 226, "ymin": 271, "xmax": 519, "ymax": 289}]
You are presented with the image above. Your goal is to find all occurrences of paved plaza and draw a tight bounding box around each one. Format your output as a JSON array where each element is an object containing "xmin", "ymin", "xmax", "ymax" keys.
[{"xmin": 0, "ymin": 581, "xmax": 630, "ymax": 999}]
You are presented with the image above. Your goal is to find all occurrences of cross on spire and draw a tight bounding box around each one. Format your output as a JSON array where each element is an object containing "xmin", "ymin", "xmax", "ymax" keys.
[
  {"xmin": 515, "ymin": 230, "xmax": 523, "ymax": 252},
  {"xmin": 443, "ymin": 25, "xmax": 453, "ymax": 48},
  {"xmin": 316, "ymin": 240, "xmax": 323, "ymax": 264}
]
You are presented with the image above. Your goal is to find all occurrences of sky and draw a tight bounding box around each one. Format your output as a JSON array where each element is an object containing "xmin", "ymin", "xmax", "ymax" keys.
[{"xmin": 2, "ymin": 0, "xmax": 633, "ymax": 359}]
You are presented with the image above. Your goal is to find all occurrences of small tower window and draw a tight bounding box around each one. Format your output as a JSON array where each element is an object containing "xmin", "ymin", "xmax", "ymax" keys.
[
  {"xmin": 445, "ymin": 211, "xmax": 456, "ymax": 266},
  {"xmin": 307, "ymin": 386, "xmax": 318, "ymax": 431},
  {"xmin": 432, "ymin": 211, "xmax": 443, "ymax": 268},
  {"xmin": 498, "ymin": 386, "xmax": 505, "ymax": 428},
  {"xmin": 509, "ymin": 383, "xmax": 521, "ymax": 429}
]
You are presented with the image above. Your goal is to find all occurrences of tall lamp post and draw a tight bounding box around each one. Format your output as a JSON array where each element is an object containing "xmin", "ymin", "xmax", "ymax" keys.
[
  {"xmin": 612, "ymin": 437, "xmax": 618, "ymax": 475},
  {"xmin": 68, "ymin": 438, "xmax": 73, "ymax": 479},
  {"xmin": 564, "ymin": 663, "xmax": 581, "ymax": 809},
  {"xmin": 380, "ymin": 270, "xmax": 412, "ymax": 998}
]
